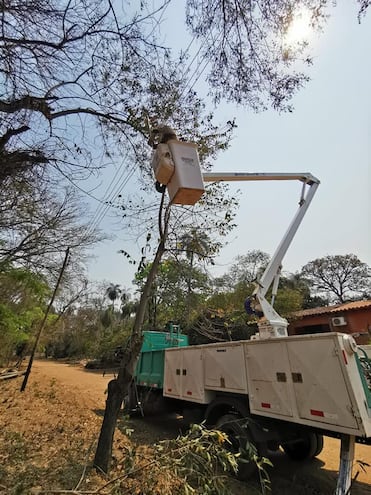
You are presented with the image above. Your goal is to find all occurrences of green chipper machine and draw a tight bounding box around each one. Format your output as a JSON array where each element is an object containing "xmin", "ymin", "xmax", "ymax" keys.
[{"xmin": 127, "ymin": 324, "xmax": 189, "ymax": 416}]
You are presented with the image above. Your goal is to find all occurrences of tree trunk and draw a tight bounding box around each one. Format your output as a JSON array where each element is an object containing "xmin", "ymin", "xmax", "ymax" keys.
[
  {"xmin": 92, "ymin": 377, "xmax": 126, "ymax": 471},
  {"xmin": 93, "ymin": 346, "xmax": 141, "ymax": 472},
  {"xmin": 186, "ymin": 252, "xmax": 194, "ymax": 326},
  {"xmin": 94, "ymin": 228, "xmax": 168, "ymax": 473}
]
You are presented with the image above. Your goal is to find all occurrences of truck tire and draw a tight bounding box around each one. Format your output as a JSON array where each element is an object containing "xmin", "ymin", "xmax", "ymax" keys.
[
  {"xmin": 215, "ymin": 413, "xmax": 257, "ymax": 480},
  {"xmin": 313, "ymin": 433, "xmax": 324, "ymax": 456},
  {"xmin": 282, "ymin": 432, "xmax": 323, "ymax": 461},
  {"xmin": 122, "ymin": 382, "xmax": 140, "ymax": 416}
]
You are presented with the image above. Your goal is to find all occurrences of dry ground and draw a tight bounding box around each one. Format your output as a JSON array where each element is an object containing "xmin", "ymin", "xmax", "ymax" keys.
[{"xmin": 0, "ymin": 360, "xmax": 370, "ymax": 494}]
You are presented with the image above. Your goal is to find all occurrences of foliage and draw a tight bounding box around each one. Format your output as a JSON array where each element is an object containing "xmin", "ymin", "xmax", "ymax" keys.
[
  {"xmin": 108, "ymin": 423, "xmax": 239, "ymax": 495},
  {"xmin": 358, "ymin": 0, "xmax": 371, "ymax": 20},
  {"xmin": 117, "ymin": 144, "xmax": 239, "ymax": 258},
  {"xmin": 153, "ymin": 423, "xmax": 239, "ymax": 494},
  {"xmin": 189, "ymin": 309, "xmax": 257, "ymax": 345},
  {"xmin": 301, "ymin": 254, "xmax": 371, "ymax": 303},
  {"xmin": 194, "ymin": 251, "xmax": 310, "ymax": 342},
  {"xmin": 0, "ymin": 265, "xmax": 49, "ymax": 365},
  {"xmin": 3, "ymin": 0, "xmax": 363, "ymax": 188},
  {"xmin": 273, "ymin": 287, "xmax": 303, "ymax": 317},
  {"xmin": 43, "ymin": 288, "xmax": 133, "ymax": 361},
  {"xmin": 0, "ymin": 0, "xmax": 158, "ymax": 180},
  {"xmin": 206, "ymin": 283, "xmax": 258, "ymax": 336},
  {"xmin": 279, "ymin": 272, "xmax": 329, "ymax": 309},
  {"xmin": 105, "ymin": 283, "xmax": 129, "ymax": 316},
  {"xmin": 0, "ymin": 0, "xmax": 244, "ymax": 193},
  {"xmin": 106, "ymin": 284, "xmax": 122, "ymax": 304},
  {"xmin": 177, "ymin": 228, "xmax": 216, "ymax": 263},
  {"xmin": 220, "ymin": 250, "xmax": 271, "ymax": 290},
  {"xmin": 238, "ymin": 430, "xmax": 273, "ymax": 495},
  {"xmin": 0, "ymin": 173, "xmax": 100, "ymax": 282},
  {"xmin": 185, "ymin": 0, "xmax": 329, "ymax": 110},
  {"xmin": 127, "ymin": 182, "xmax": 239, "ymax": 331},
  {"xmin": 135, "ymin": 258, "xmax": 211, "ymax": 329}
]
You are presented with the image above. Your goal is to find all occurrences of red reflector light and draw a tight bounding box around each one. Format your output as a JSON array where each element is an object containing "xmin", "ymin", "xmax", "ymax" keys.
[
  {"xmin": 186, "ymin": 391, "xmax": 192, "ymax": 395},
  {"xmin": 261, "ymin": 402, "xmax": 271, "ymax": 408},
  {"xmin": 167, "ymin": 388, "xmax": 172, "ymax": 392},
  {"xmin": 310, "ymin": 409, "xmax": 324, "ymax": 417},
  {"xmin": 342, "ymin": 350, "xmax": 348, "ymax": 365}
]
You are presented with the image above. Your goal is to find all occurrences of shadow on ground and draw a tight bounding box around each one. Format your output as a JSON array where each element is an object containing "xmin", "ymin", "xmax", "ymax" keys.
[{"xmin": 110, "ymin": 412, "xmax": 371, "ymax": 495}]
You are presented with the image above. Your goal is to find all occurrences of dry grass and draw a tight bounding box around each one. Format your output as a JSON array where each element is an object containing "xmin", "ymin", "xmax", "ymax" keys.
[
  {"xmin": 0, "ymin": 372, "xmax": 235, "ymax": 495},
  {"xmin": 1, "ymin": 366, "xmax": 370, "ymax": 495}
]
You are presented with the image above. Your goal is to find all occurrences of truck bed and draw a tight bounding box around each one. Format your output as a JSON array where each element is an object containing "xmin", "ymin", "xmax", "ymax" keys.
[{"xmin": 163, "ymin": 333, "xmax": 371, "ymax": 439}]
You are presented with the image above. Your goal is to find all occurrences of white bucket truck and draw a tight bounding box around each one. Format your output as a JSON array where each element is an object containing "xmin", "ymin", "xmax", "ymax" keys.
[{"xmin": 135, "ymin": 133, "xmax": 371, "ymax": 494}]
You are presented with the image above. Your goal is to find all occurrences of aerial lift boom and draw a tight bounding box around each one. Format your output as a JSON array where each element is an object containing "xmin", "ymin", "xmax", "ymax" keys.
[{"xmin": 203, "ymin": 172, "xmax": 320, "ymax": 339}]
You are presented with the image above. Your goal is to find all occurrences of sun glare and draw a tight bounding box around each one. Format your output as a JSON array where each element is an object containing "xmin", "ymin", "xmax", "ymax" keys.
[{"xmin": 285, "ymin": 9, "xmax": 313, "ymax": 45}]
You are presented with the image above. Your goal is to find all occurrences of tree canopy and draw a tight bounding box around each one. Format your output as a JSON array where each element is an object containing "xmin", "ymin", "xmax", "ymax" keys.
[
  {"xmin": 0, "ymin": 266, "xmax": 49, "ymax": 365},
  {"xmin": 0, "ymin": 173, "xmax": 99, "ymax": 280},
  {"xmin": 301, "ymin": 254, "xmax": 371, "ymax": 303},
  {"xmin": 2, "ymin": 0, "xmax": 349, "ymax": 187}
]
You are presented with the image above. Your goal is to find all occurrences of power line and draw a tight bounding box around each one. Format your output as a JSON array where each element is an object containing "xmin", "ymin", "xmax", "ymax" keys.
[
  {"xmin": 84, "ymin": 2, "xmax": 221, "ymax": 238},
  {"xmin": 86, "ymin": 162, "xmax": 137, "ymax": 236}
]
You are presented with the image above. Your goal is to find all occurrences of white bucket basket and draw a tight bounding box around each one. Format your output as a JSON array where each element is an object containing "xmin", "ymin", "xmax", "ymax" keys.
[{"xmin": 166, "ymin": 140, "xmax": 205, "ymax": 205}]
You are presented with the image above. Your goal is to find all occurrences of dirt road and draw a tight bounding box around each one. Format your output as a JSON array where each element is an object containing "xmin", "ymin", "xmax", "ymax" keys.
[
  {"xmin": 33, "ymin": 359, "xmax": 113, "ymax": 408},
  {"xmin": 32, "ymin": 359, "xmax": 371, "ymax": 493}
]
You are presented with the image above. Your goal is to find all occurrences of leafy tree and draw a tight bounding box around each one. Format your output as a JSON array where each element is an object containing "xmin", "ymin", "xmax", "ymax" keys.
[
  {"xmin": 45, "ymin": 305, "xmax": 132, "ymax": 361},
  {"xmin": 301, "ymin": 254, "xmax": 371, "ymax": 303},
  {"xmin": 273, "ymin": 287, "xmax": 304, "ymax": 317},
  {"xmin": 0, "ymin": 0, "xmax": 162, "ymax": 181},
  {"xmin": 178, "ymin": 229, "xmax": 214, "ymax": 265},
  {"xmin": 43, "ymin": 280, "xmax": 133, "ymax": 361},
  {"xmin": 0, "ymin": 0, "xmax": 243, "ymax": 194},
  {"xmin": 0, "ymin": 265, "xmax": 49, "ymax": 365},
  {"xmin": 207, "ymin": 275, "xmax": 308, "ymax": 330},
  {"xmin": 0, "ymin": 174, "xmax": 99, "ymax": 281},
  {"xmin": 185, "ymin": 0, "xmax": 330, "ymax": 110},
  {"xmin": 100, "ymin": 308, "xmax": 113, "ymax": 331},
  {"xmin": 186, "ymin": 1, "xmax": 368, "ymax": 110},
  {"xmin": 227, "ymin": 250, "xmax": 270, "ymax": 287},
  {"xmin": 125, "ymin": 177, "xmax": 238, "ymax": 332},
  {"xmin": 177, "ymin": 229, "xmax": 216, "ymax": 326},
  {"xmin": 134, "ymin": 258, "xmax": 211, "ymax": 329},
  {"xmin": 202, "ymin": 252, "xmax": 271, "ymax": 342},
  {"xmin": 2, "ymin": 0, "xmax": 352, "ymax": 188},
  {"xmin": 120, "ymin": 291, "xmax": 138, "ymax": 320},
  {"xmin": 279, "ymin": 272, "xmax": 328, "ymax": 309},
  {"xmin": 120, "ymin": 169, "xmax": 239, "ymax": 327},
  {"xmin": 204, "ymin": 257, "xmax": 316, "ymax": 340},
  {"xmin": 209, "ymin": 248, "xmax": 264, "ymax": 309}
]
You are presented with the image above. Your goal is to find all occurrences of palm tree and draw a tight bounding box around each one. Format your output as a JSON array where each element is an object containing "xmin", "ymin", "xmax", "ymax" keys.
[
  {"xmin": 179, "ymin": 228, "xmax": 211, "ymax": 267},
  {"xmin": 179, "ymin": 229, "xmax": 212, "ymax": 326},
  {"xmin": 106, "ymin": 284, "xmax": 121, "ymax": 311}
]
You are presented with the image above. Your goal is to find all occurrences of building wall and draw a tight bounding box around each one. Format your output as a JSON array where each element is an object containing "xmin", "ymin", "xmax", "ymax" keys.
[{"xmin": 288, "ymin": 308, "xmax": 371, "ymax": 345}]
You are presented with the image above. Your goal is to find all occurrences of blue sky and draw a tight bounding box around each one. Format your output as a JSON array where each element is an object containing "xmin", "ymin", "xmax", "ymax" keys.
[{"xmin": 86, "ymin": 1, "xmax": 370, "ymax": 293}]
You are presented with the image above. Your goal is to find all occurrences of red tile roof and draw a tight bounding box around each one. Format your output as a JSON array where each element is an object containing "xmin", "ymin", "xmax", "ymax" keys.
[
  {"xmin": 292, "ymin": 300, "xmax": 371, "ymax": 318},
  {"xmin": 335, "ymin": 300, "xmax": 371, "ymax": 312}
]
